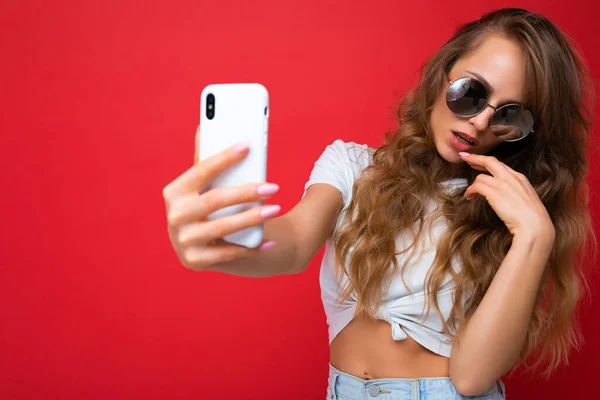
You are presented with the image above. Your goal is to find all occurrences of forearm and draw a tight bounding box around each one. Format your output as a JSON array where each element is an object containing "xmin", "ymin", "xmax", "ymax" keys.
[
  {"xmin": 205, "ymin": 215, "xmax": 300, "ymax": 278},
  {"xmin": 449, "ymin": 231, "xmax": 555, "ymax": 395}
]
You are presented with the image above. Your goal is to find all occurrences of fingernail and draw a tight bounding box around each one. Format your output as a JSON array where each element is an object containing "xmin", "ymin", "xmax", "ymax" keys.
[
  {"xmin": 260, "ymin": 205, "xmax": 281, "ymax": 219},
  {"xmin": 459, "ymin": 152, "xmax": 470, "ymax": 157},
  {"xmin": 259, "ymin": 241, "xmax": 277, "ymax": 252},
  {"xmin": 233, "ymin": 142, "xmax": 250, "ymax": 153},
  {"xmin": 257, "ymin": 183, "xmax": 279, "ymax": 196}
]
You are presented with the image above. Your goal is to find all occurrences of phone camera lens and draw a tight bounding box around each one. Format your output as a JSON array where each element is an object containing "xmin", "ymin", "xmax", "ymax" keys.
[{"xmin": 207, "ymin": 93, "xmax": 215, "ymax": 120}]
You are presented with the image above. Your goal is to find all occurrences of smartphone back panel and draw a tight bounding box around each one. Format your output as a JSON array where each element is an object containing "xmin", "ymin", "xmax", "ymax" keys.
[{"xmin": 198, "ymin": 83, "xmax": 269, "ymax": 248}]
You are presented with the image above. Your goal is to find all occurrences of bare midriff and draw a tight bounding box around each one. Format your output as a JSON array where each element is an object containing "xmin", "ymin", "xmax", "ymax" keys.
[{"xmin": 329, "ymin": 310, "xmax": 450, "ymax": 380}]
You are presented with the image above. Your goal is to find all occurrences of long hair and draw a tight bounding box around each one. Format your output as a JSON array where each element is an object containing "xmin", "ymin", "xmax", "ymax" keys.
[{"xmin": 332, "ymin": 8, "xmax": 597, "ymax": 376}]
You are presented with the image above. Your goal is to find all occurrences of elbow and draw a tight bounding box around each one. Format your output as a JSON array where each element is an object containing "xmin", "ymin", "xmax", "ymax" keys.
[
  {"xmin": 450, "ymin": 367, "xmax": 492, "ymax": 397},
  {"xmin": 449, "ymin": 353, "xmax": 513, "ymax": 396},
  {"xmin": 449, "ymin": 348, "xmax": 499, "ymax": 397},
  {"xmin": 451, "ymin": 374, "xmax": 497, "ymax": 397},
  {"xmin": 452, "ymin": 378, "xmax": 485, "ymax": 397}
]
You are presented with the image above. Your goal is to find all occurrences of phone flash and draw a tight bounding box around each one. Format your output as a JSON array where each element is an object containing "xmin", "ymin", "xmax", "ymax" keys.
[{"xmin": 208, "ymin": 104, "xmax": 213, "ymax": 110}]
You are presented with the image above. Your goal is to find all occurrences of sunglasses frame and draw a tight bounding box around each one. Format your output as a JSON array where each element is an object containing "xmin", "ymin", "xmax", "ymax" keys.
[{"xmin": 447, "ymin": 78, "xmax": 534, "ymax": 142}]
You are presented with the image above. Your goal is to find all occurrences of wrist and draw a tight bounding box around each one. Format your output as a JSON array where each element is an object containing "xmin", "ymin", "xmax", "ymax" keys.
[
  {"xmin": 515, "ymin": 219, "xmax": 555, "ymax": 244},
  {"xmin": 512, "ymin": 228, "xmax": 555, "ymax": 255}
]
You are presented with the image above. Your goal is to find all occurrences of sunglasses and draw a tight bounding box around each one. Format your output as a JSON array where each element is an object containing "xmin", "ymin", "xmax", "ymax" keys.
[{"xmin": 446, "ymin": 77, "xmax": 534, "ymax": 142}]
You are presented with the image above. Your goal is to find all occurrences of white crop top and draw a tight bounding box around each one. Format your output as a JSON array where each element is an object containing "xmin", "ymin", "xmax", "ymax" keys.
[{"xmin": 301, "ymin": 139, "xmax": 471, "ymax": 357}]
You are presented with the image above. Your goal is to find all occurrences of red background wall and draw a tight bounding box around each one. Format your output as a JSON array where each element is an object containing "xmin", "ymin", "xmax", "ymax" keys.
[{"xmin": 1, "ymin": 1, "xmax": 599, "ymax": 399}]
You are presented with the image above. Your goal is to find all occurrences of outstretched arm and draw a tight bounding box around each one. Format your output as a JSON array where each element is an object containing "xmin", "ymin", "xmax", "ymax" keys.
[{"xmin": 207, "ymin": 184, "xmax": 343, "ymax": 277}]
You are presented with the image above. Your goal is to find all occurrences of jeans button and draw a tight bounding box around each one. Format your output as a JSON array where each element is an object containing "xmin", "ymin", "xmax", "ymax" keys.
[{"xmin": 367, "ymin": 385, "xmax": 381, "ymax": 397}]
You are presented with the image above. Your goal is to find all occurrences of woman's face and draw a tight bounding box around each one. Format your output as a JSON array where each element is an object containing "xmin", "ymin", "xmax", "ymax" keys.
[{"xmin": 430, "ymin": 34, "xmax": 527, "ymax": 164}]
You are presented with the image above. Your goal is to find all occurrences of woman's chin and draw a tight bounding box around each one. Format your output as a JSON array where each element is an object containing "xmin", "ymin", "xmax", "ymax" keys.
[{"xmin": 438, "ymin": 144, "xmax": 464, "ymax": 163}]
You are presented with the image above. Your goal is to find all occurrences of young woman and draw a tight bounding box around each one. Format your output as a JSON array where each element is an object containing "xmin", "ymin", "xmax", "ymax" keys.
[{"xmin": 162, "ymin": 8, "xmax": 596, "ymax": 399}]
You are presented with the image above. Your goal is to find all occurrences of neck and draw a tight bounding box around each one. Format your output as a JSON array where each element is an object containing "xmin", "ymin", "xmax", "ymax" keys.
[{"xmin": 439, "ymin": 161, "xmax": 468, "ymax": 181}]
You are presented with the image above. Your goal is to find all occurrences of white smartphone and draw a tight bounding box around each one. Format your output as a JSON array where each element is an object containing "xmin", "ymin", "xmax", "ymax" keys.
[{"xmin": 198, "ymin": 83, "xmax": 269, "ymax": 249}]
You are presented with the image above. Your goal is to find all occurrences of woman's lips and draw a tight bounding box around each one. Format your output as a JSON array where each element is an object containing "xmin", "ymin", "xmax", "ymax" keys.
[
  {"xmin": 452, "ymin": 131, "xmax": 479, "ymax": 146},
  {"xmin": 450, "ymin": 131, "xmax": 476, "ymax": 152}
]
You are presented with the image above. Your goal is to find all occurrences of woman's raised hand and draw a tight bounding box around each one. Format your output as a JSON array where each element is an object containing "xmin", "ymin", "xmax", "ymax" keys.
[{"xmin": 162, "ymin": 127, "xmax": 280, "ymax": 271}]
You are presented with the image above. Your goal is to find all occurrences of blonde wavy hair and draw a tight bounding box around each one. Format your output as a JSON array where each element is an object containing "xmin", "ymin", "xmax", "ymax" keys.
[{"xmin": 332, "ymin": 8, "xmax": 597, "ymax": 377}]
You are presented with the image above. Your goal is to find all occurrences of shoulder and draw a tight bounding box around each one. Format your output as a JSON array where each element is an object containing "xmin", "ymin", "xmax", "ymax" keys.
[
  {"xmin": 320, "ymin": 139, "xmax": 374, "ymax": 172},
  {"xmin": 302, "ymin": 139, "xmax": 375, "ymax": 206}
]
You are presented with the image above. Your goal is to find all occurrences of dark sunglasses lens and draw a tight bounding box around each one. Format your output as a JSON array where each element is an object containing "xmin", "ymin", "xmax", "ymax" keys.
[
  {"xmin": 446, "ymin": 78, "xmax": 488, "ymax": 117},
  {"xmin": 490, "ymin": 105, "xmax": 534, "ymax": 141}
]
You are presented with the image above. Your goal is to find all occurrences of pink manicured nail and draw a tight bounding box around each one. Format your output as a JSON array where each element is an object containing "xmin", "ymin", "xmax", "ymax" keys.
[
  {"xmin": 459, "ymin": 152, "xmax": 470, "ymax": 157},
  {"xmin": 260, "ymin": 205, "xmax": 281, "ymax": 219},
  {"xmin": 259, "ymin": 241, "xmax": 277, "ymax": 252},
  {"xmin": 257, "ymin": 183, "xmax": 279, "ymax": 196},
  {"xmin": 233, "ymin": 142, "xmax": 250, "ymax": 153}
]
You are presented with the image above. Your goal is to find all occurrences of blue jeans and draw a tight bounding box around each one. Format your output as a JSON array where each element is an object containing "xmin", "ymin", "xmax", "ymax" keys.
[{"xmin": 327, "ymin": 363, "xmax": 506, "ymax": 399}]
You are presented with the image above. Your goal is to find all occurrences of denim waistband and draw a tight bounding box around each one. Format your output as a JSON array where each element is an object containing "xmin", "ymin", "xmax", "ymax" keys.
[{"xmin": 326, "ymin": 363, "xmax": 505, "ymax": 399}]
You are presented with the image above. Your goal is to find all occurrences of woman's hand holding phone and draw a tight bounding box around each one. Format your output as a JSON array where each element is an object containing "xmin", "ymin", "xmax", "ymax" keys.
[{"xmin": 162, "ymin": 128, "xmax": 279, "ymax": 272}]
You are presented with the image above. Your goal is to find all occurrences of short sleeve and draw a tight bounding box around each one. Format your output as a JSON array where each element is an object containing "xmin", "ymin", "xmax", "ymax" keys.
[{"xmin": 301, "ymin": 139, "xmax": 372, "ymax": 208}]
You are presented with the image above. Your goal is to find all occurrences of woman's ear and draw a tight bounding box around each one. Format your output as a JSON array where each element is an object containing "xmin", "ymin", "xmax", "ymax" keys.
[{"xmin": 444, "ymin": 55, "xmax": 458, "ymax": 75}]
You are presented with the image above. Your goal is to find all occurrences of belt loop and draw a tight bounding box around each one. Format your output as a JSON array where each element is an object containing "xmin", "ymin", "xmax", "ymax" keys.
[
  {"xmin": 327, "ymin": 370, "xmax": 339, "ymax": 400},
  {"xmin": 411, "ymin": 380, "xmax": 420, "ymax": 400},
  {"xmin": 497, "ymin": 379, "xmax": 506, "ymax": 398}
]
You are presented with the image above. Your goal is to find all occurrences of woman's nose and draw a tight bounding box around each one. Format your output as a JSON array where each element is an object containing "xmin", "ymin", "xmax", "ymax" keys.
[{"xmin": 468, "ymin": 105, "xmax": 495, "ymax": 132}]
